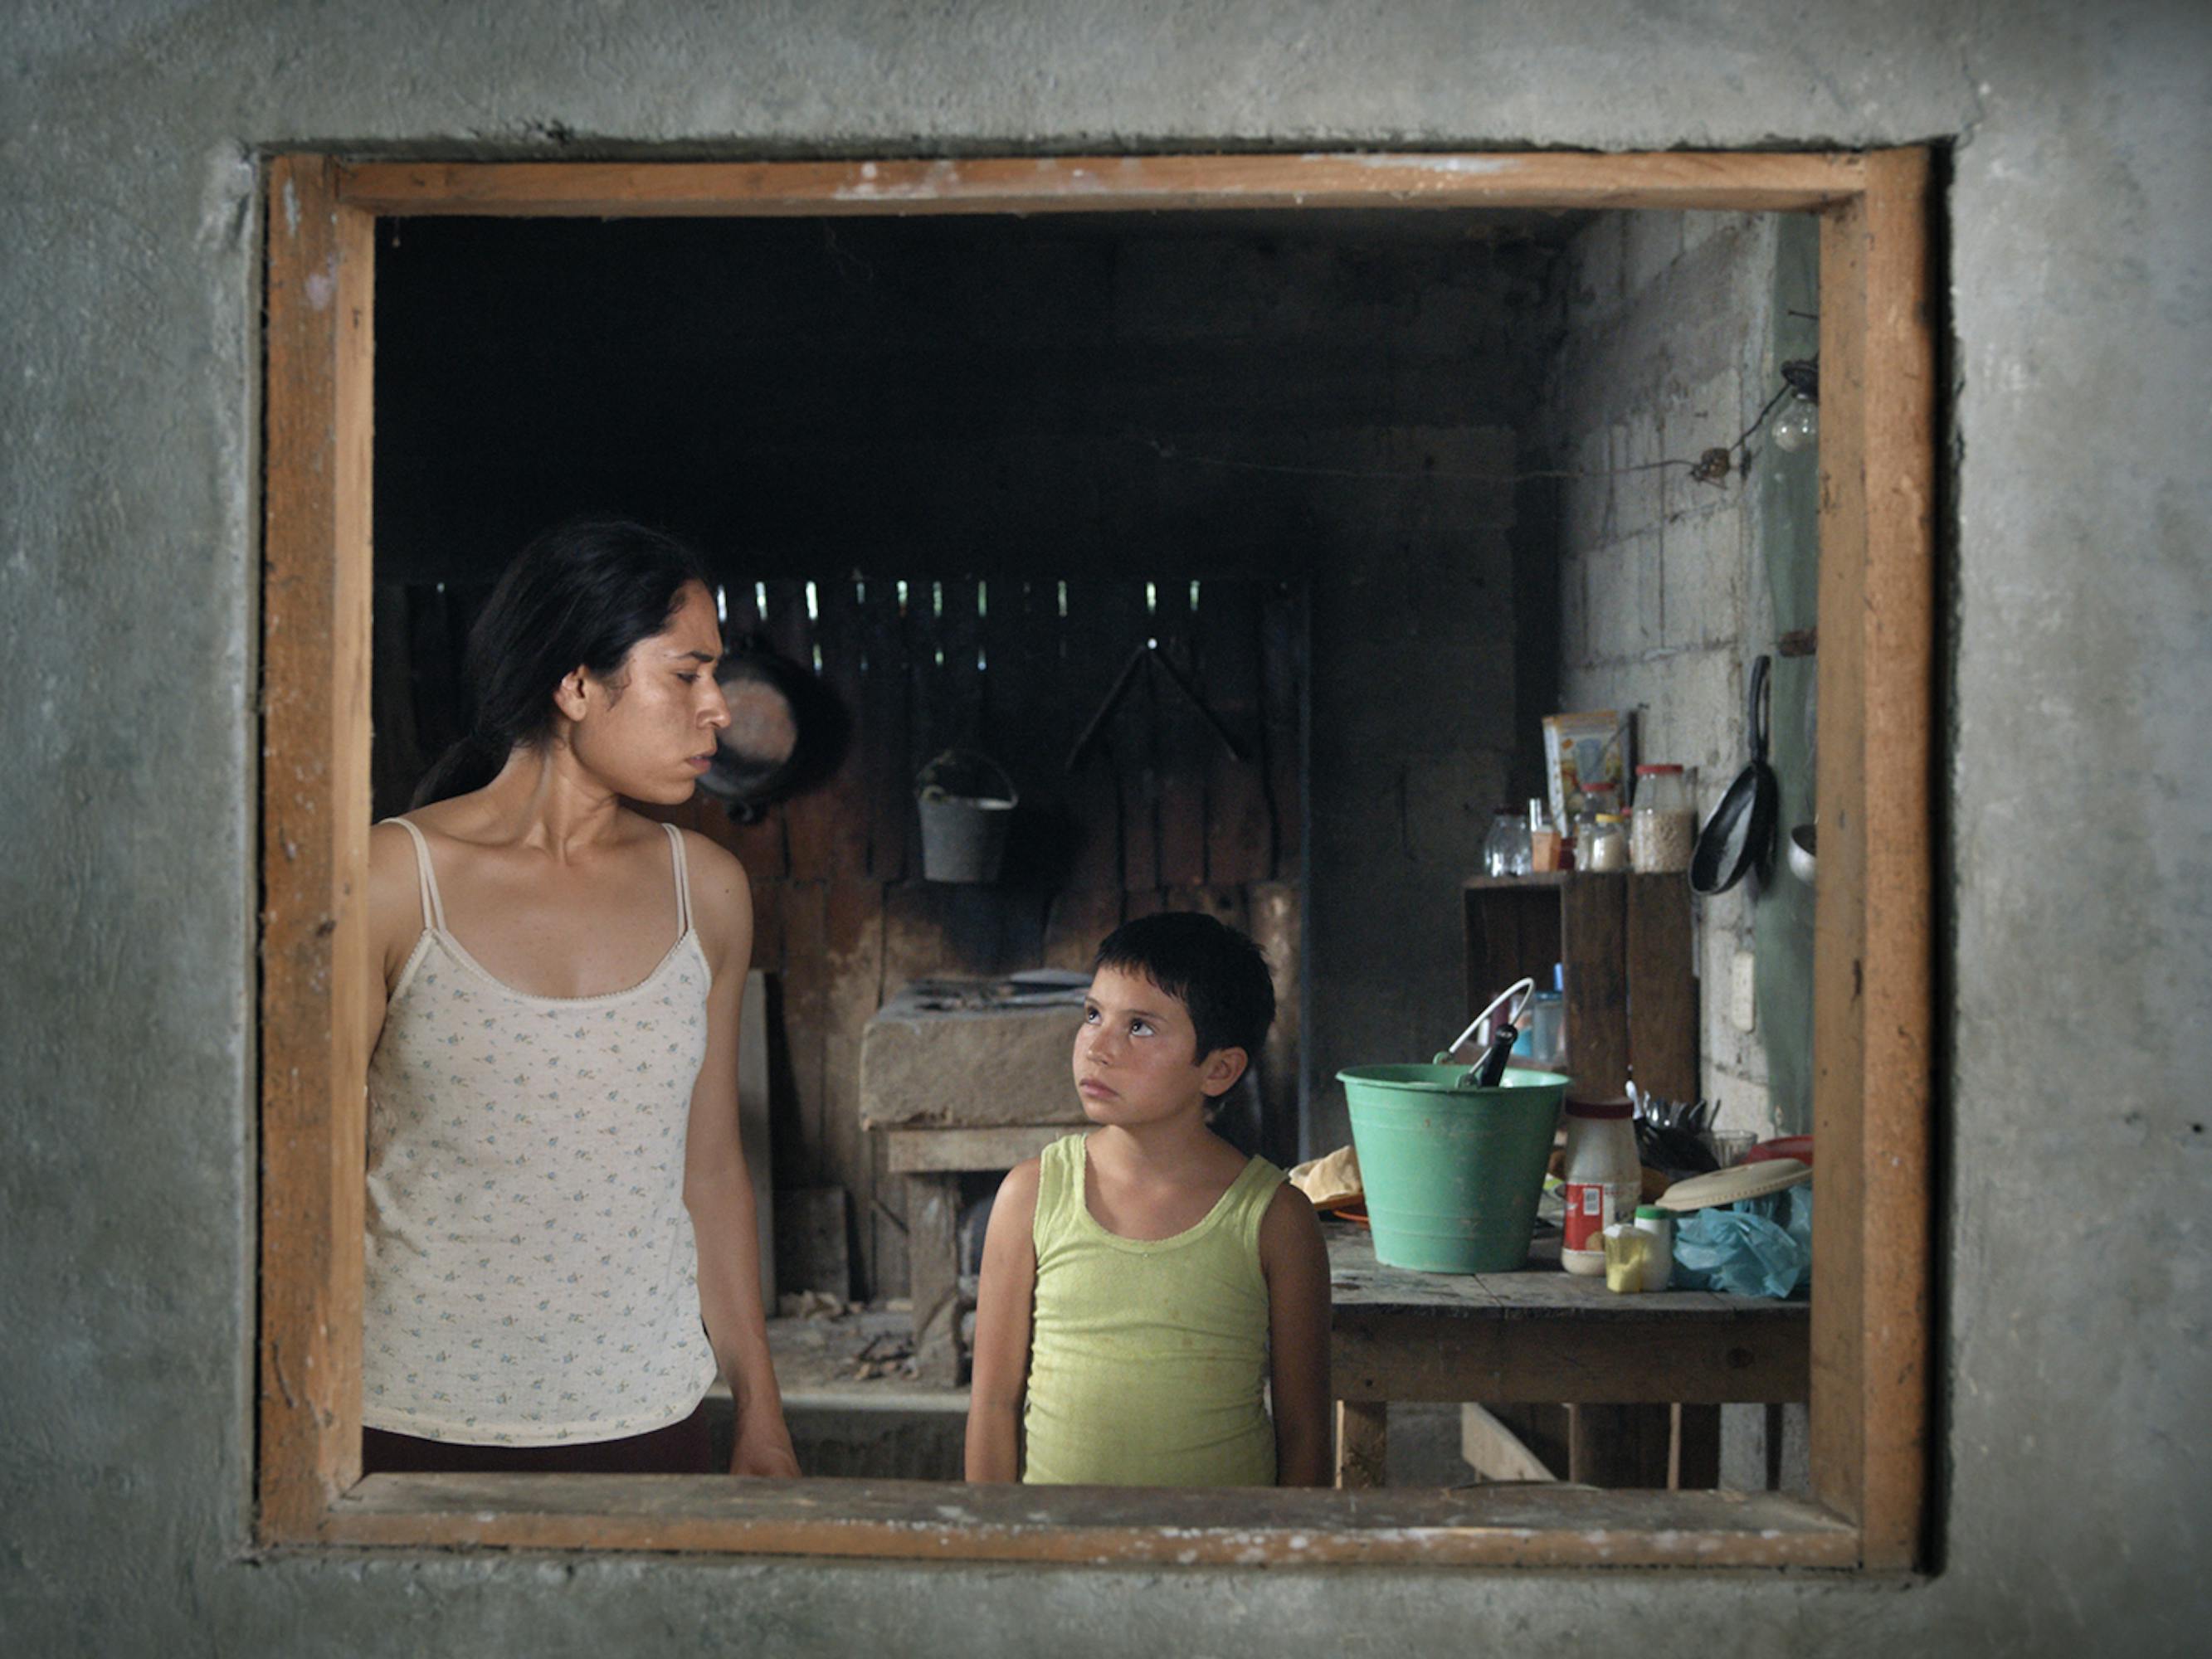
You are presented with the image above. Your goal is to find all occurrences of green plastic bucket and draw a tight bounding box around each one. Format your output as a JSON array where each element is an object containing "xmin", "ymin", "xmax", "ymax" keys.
[{"xmin": 1337, "ymin": 1064, "xmax": 1569, "ymax": 1273}]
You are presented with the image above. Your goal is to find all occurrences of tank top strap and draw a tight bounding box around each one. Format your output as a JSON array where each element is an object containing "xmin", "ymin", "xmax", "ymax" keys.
[
  {"xmin": 1032, "ymin": 1133, "xmax": 1082, "ymax": 1247},
  {"xmin": 1223, "ymin": 1155, "xmax": 1288, "ymax": 1244},
  {"xmin": 661, "ymin": 821, "xmax": 693, "ymax": 936},
  {"xmin": 382, "ymin": 816, "xmax": 447, "ymax": 933}
]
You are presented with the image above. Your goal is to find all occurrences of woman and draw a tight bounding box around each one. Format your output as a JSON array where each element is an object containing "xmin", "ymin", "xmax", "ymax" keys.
[{"xmin": 360, "ymin": 518, "xmax": 798, "ymax": 1477}]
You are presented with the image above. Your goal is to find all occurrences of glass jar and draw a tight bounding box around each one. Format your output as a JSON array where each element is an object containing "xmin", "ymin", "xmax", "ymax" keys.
[
  {"xmin": 1574, "ymin": 781, "xmax": 1619, "ymax": 870},
  {"xmin": 1630, "ymin": 764, "xmax": 1698, "ymax": 872},
  {"xmin": 1482, "ymin": 808, "xmax": 1531, "ymax": 878},
  {"xmin": 1518, "ymin": 988, "xmax": 1566, "ymax": 1069},
  {"xmin": 1583, "ymin": 812, "xmax": 1630, "ymax": 871}
]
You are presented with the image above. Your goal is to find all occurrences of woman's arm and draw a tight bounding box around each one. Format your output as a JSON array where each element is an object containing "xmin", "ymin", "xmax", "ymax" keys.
[
  {"xmin": 1259, "ymin": 1183, "xmax": 1333, "ymax": 1486},
  {"xmin": 964, "ymin": 1158, "xmax": 1040, "ymax": 1483},
  {"xmin": 680, "ymin": 834, "xmax": 800, "ymax": 1478}
]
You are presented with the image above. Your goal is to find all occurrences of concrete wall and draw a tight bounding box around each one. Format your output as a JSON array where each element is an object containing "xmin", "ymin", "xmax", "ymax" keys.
[
  {"xmin": 1545, "ymin": 210, "xmax": 1819, "ymax": 1139},
  {"xmin": 2, "ymin": 2, "xmax": 2206, "ymax": 1653}
]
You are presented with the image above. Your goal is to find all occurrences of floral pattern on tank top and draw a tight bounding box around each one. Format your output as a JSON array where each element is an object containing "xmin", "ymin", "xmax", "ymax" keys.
[{"xmin": 362, "ymin": 820, "xmax": 719, "ymax": 1444}]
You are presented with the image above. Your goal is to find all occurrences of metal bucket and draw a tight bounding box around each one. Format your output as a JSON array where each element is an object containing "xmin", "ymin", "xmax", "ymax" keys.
[{"xmin": 915, "ymin": 751, "xmax": 1018, "ymax": 884}]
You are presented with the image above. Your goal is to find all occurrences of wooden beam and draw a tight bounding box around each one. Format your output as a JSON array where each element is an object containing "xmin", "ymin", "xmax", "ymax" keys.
[
  {"xmin": 325, "ymin": 1473, "xmax": 1859, "ymax": 1568},
  {"xmin": 1333, "ymin": 1308, "xmax": 1808, "ymax": 1405},
  {"xmin": 1459, "ymin": 1404, "xmax": 1559, "ymax": 1484},
  {"xmin": 336, "ymin": 152, "xmax": 1866, "ymax": 218},
  {"xmin": 1809, "ymin": 148, "xmax": 1935, "ymax": 1570},
  {"xmin": 885, "ymin": 1125, "xmax": 1080, "ymax": 1175},
  {"xmin": 258, "ymin": 154, "xmax": 374, "ymax": 1543}
]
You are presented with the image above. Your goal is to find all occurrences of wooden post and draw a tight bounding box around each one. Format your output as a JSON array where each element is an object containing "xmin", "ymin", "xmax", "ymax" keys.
[
  {"xmin": 907, "ymin": 1171, "xmax": 963, "ymax": 1385},
  {"xmin": 1810, "ymin": 148, "xmax": 1936, "ymax": 1570},
  {"xmin": 1669, "ymin": 1404, "xmax": 1722, "ymax": 1491},
  {"xmin": 258, "ymin": 153, "xmax": 374, "ymax": 1542},
  {"xmin": 1625, "ymin": 873, "xmax": 1698, "ymax": 1101},
  {"xmin": 1334, "ymin": 1401, "xmax": 1389, "ymax": 1490}
]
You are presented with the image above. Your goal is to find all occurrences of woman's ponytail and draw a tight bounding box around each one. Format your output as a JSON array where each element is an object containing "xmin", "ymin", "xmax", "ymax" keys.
[{"xmin": 410, "ymin": 730, "xmax": 508, "ymax": 808}]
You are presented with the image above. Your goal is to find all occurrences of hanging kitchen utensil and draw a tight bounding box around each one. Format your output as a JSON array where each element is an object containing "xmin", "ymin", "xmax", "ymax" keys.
[
  {"xmin": 1435, "ymin": 976, "xmax": 1537, "ymax": 1086},
  {"xmin": 1466, "ymin": 1022, "xmax": 1521, "ymax": 1089},
  {"xmin": 1065, "ymin": 640, "xmax": 1248, "ymax": 771},
  {"xmin": 1690, "ymin": 654, "xmax": 1780, "ymax": 894}
]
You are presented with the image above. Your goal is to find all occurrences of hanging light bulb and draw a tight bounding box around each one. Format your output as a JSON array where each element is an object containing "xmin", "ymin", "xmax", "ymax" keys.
[
  {"xmin": 1771, "ymin": 394, "xmax": 1819, "ymax": 452},
  {"xmin": 1770, "ymin": 356, "xmax": 1820, "ymax": 452}
]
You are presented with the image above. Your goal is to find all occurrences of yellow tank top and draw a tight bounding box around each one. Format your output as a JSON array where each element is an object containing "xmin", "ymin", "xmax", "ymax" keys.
[{"xmin": 1021, "ymin": 1133, "xmax": 1284, "ymax": 1486}]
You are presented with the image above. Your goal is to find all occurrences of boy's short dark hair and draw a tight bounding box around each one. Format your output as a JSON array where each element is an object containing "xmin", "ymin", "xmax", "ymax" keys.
[{"xmin": 1092, "ymin": 912, "xmax": 1276, "ymax": 1063}]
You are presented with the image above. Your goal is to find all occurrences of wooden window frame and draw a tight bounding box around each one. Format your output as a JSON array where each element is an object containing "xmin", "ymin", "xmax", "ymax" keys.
[{"xmin": 260, "ymin": 148, "xmax": 1932, "ymax": 1569}]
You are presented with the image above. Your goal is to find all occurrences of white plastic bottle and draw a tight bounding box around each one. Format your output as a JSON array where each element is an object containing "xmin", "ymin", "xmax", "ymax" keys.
[{"xmin": 1560, "ymin": 1097, "xmax": 1641, "ymax": 1275}]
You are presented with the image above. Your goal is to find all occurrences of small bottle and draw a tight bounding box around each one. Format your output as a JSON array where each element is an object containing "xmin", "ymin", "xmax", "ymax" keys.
[
  {"xmin": 1633, "ymin": 1204, "xmax": 1674, "ymax": 1292},
  {"xmin": 1560, "ymin": 1097, "xmax": 1641, "ymax": 1275}
]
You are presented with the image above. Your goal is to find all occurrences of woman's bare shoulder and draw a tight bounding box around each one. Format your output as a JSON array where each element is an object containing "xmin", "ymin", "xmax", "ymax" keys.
[
  {"xmin": 674, "ymin": 828, "xmax": 753, "ymax": 961},
  {"xmin": 366, "ymin": 818, "xmax": 426, "ymax": 944},
  {"xmin": 368, "ymin": 816, "xmax": 422, "ymax": 878},
  {"xmin": 675, "ymin": 828, "xmax": 750, "ymax": 906}
]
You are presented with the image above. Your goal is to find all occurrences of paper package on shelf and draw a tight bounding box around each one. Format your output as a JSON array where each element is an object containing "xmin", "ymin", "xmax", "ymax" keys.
[{"xmin": 1542, "ymin": 710, "xmax": 1634, "ymax": 824}]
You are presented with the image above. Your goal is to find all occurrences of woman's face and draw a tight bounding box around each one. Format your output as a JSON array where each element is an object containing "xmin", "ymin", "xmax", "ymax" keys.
[{"xmin": 567, "ymin": 581, "xmax": 732, "ymax": 805}]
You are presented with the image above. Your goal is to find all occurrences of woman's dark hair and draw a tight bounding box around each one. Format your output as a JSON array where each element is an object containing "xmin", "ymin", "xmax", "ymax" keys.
[
  {"xmin": 411, "ymin": 518, "xmax": 712, "ymax": 807},
  {"xmin": 1092, "ymin": 911, "xmax": 1276, "ymax": 1063}
]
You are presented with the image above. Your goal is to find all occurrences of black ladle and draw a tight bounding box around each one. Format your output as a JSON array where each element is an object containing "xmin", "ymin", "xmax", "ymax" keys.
[{"xmin": 1690, "ymin": 654, "xmax": 1779, "ymax": 894}]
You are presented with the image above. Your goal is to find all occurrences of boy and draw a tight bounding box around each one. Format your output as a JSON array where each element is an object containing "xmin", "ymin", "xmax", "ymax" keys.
[{"xmin": 964, "ymin": 912, "xmax": 1331, "ymax": 1486}]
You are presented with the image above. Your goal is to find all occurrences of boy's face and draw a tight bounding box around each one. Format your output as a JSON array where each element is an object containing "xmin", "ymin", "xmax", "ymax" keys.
[{"xmin": 1074, "ymin": 965, "xmax": 1245, "ymax": 1129}]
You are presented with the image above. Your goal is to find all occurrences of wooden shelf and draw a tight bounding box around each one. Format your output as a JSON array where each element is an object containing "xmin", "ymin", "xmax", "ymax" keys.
[{"xmin": 1462, "ymin": 871, "xmax": 1697, "ymax": 1100}]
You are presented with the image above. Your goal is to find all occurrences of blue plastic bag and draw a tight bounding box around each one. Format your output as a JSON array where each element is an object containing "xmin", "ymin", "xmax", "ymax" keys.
[{"xmin": 1670, "ymin": 1185, "xmax": 1812, "ymax": 1297}]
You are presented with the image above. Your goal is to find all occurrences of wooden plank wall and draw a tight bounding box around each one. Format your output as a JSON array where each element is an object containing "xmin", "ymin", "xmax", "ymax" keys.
[{"xmin": 372, "ymin": 574, "xmax": 1306, "ymax": 1299}]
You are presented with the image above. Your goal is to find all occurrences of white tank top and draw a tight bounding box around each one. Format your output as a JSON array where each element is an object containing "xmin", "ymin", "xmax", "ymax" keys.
[{"xmin": 362, "ymin": 818, "xmax": 719, "ymax": 1444}]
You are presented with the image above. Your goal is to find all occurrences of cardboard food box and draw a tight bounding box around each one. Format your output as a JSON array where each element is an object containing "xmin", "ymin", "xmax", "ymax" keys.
[{"xmin": 1542, "ymin": 711, "xmax": 1634, "ymax": 823}]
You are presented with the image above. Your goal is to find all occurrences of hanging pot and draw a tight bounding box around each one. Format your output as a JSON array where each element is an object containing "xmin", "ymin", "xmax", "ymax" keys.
[{"xmin": 1690, "ymin": 654, "xmax": 1779, "ymax": 894}]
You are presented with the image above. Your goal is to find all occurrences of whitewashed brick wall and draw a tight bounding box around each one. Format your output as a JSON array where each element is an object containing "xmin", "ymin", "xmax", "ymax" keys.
[{"xmin": 1545, "ymin": 211, "xmax": 1782, "ymax": 1136}]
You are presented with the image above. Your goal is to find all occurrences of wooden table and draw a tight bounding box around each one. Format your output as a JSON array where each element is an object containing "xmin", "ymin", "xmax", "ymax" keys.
[
  {"xmin": 888, "ymin": 1123, "xmax": 1085, "ymax": 1384},
  {"xmin": 1326, "ymin": 1224, "xmax": 1809, "ymax": 1488}
]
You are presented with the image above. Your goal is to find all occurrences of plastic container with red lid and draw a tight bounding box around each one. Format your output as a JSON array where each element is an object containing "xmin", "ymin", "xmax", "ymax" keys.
[
  {"xmin": 1741, "ymin": 1133, "xmax": 1815, "ymax": 1168},
  {"xmin": 1560, "ymin": 1096, "xmax": 1640, "ymax": 1275}
]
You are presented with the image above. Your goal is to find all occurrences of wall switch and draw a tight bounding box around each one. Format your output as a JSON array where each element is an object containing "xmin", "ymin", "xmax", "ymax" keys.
[{"xmin": 1729, "ymin": 949, "xmax": 1758, "ymax": 1033}]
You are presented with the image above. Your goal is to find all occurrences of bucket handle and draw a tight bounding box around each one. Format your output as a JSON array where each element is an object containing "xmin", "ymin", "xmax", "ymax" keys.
[
  {"xmin": 915, "ymin": 749, "xmax": 1018, "ymax": 805},
  {"xmin": 1436, "ymin": 976, "xmax": 1537, "ymax": 1077}
]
